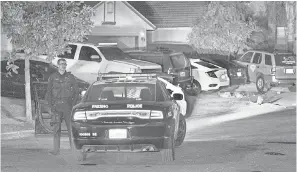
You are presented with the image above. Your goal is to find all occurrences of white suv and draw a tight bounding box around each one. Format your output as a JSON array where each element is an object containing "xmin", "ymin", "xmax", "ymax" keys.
[{"xmin": 236, "ymin": 50, "xmax": 296, "ymax": 92}]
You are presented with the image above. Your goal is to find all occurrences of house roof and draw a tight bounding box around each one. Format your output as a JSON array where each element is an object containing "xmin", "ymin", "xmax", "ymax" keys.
[
  {"xmin": 84, "ymin": 1, "xmax": 209, "ymax": 28},
  {"xmin": 128, "ymin": 1, "xmax": 209, "ymax": 28}
]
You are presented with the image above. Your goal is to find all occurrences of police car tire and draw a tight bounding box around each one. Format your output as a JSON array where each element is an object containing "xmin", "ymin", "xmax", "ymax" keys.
[
  {"xmin": 175, "ymin": 114, "xmax": 186, "ymax": 147},
  {"xmin": 161, "ymin": 136, "xmax": 175, "ymax": 162},
  {"xmin": 72, "ymin": 148, "xmax": 87, "ymax": 162}
]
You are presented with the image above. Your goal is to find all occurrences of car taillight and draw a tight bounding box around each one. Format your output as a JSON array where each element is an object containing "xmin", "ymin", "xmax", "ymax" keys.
[
  {"xmin": 150, "ymin": 111, "xmax": 163, "ymax": 119},
  {"xmin": 206, "ymin": 70, "xmax": 218, "ymax": 78},
  {"xmin": 73, "ymin": 111, "xmax": 87, "ymax": 121},
  {"xmin": 271, "ymin": 67, "xmax": 276, "ymax": 75}
]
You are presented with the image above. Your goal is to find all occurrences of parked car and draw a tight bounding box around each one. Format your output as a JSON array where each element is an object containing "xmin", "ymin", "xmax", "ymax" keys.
[
  {"xmin": 71, "ymin": 73, "xmax": 184, "ymax": 162},
  {"xmin": 199, "ymin": 57, "xmax": 248, "ymax": 86},
  {"xmin": 1, "ymin": 59, "xmax": 90, "ymax": 134},
  {"xmin": 1, "ymin": 59, "xmax": 89, "ymax": 99},
  {"xmin": 190, "ymin": 58, "xmax": 230, "ymax": 92},
  {"xmin": 16, "ymin": 43, "xmax": 162, "ymax": 84},
  {"xmin": 125, "ymin": 50, "xmax": 200, "ymax": 95},
  {"xmin": 235, "ymin": 50, "xmax": 296, "ymax": 93}
]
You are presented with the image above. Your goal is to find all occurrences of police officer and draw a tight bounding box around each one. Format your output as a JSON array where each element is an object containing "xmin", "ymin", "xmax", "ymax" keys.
[{"xmin": 46, "ymin": 58, "xmax": 79, "ymax": 155}]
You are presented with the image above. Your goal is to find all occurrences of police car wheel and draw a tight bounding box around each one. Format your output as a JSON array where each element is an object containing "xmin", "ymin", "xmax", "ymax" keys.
[
  {"xmin": 160, "ymin": 135, "xmax": 175, "ymax": 162},
  {"xmin": 175, "ymin": 114, "xmax": 186, "ymax": 147},
  {"xmin": 72, "ymin": 148, "xmax": 87, "ymax": 162}
]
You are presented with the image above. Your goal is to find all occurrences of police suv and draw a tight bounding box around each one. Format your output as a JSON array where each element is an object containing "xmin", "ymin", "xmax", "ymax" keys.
[{"xmin": 70, "ymin": 73, "xmax": 184, "ymax": 162}]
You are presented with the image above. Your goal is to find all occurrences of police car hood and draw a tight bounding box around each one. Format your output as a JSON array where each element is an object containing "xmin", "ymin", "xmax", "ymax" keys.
[
  {"xmin": 112, "ymin": 59, "xmax": 162, "ymax": 70},
  {"xmin": 74, "ymin": 101, "xmax": 169, "ymax": 112}
]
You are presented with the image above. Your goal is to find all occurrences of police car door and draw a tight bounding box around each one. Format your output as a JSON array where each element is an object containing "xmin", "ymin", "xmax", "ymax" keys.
[
  {"xmin": 158, "ymin": 81, "xmax": 180, "ymax": 139},
  {"xmin": 75, "ymin": 45, "xmax": 104, "ymax": 84}
]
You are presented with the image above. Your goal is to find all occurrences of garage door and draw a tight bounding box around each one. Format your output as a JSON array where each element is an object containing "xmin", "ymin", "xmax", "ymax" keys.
[{"xmin": 86, "ymin": 36, "xmax": 138, "ymax": 50}]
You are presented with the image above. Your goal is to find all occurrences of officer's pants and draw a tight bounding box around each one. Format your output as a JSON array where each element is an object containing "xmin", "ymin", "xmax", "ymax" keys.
[{"xmin": 52, "ymin": 103, "xmax": 72, "ymax": 153}]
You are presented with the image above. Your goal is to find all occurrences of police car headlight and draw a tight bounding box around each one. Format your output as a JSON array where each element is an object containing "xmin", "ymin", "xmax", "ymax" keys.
[
  {"xmin": 73, "ymin": 111, "xmax": 87, "ymax": 121},
  {"xmin": 150, "ymin": 111, "xmax": 163, "ymax": 119}
]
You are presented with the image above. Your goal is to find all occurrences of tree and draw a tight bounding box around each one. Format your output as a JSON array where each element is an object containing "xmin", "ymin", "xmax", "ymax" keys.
[
  {"xmin": 188, "ymin": 2, "xmax": 260, "ymax": 58},
  {"xmin": 1, "ymin": 2, "xmax": 94, "ymax": 121}
]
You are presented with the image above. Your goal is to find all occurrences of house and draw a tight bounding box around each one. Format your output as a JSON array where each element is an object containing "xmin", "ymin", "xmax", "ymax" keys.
[
  {"xmin": 85, "ymin": 1, "xmax": 208, "ymax": 50},
  {"xmin": 84, "ymin": 1, "xmax": 156, "ymax": 50}
]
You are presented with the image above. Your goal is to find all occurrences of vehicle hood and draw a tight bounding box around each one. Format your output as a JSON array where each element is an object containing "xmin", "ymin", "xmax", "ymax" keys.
[
  {"xmin": 112, "ymin": 59, "xmax": 162, "ymax": 69},
  {"xmin": 73, "ymin": 101, "xmax": 170, "ymax": 112}
]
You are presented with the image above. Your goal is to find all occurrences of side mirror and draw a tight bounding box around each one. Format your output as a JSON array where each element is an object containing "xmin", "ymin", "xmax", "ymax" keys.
[
  {"xmin": 90, "ymin": 55, "xmax": 102, "ymax": 62},
  {"xmin": 172, "ymin": 93, "xmax": 183, "ymax": 100}
]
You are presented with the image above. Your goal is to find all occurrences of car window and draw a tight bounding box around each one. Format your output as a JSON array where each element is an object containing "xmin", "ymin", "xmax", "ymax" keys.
[
  {"xmin": 252, "ymin": 53, "xmax": 262, "ymax": 64},
  {"xmin": 240, "ymin": 52, "xmax": 254, "ymax": 63},
  {"xmin": 98, "ymin": 46, "xmax": 131, "ymax": 60},
  {"xmin": 157, "ymin": 81, "xmax": 170, "ymax": 101},
  {"xmin": 79, "ymin": 46, "xmax": 102, "ymax": 62},
  {"xmin": 265, "ymin": 54, "xmax": 272, "ymax": 65},
  {"xmin": 169, "ymin": 54, "xmax": 190, "ymax": 69},
  {"xmin": 58, "ymin": 45, "xmax": 77, "ymax": 59},
  {"xmin": 86, "ymin": 83, "xmax": 156, "ymax": 102},
  {"xmin": 274, "ymin": 54, "xmax": 296, "ymax": 66}
]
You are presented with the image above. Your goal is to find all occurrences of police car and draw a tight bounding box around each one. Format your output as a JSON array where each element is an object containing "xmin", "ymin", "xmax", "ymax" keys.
[{"xmin": 70, "ymin": 73, "xmax": 184, "ymax": 162}]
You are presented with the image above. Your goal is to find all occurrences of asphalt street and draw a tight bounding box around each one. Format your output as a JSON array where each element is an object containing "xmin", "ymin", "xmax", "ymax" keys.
[{"xmin": 1, "ymin": 108, "xmax": 296, "ymax": 172}]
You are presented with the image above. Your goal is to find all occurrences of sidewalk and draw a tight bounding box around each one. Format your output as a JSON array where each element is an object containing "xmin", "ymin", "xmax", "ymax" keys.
[{"xmin": 1, "ymin": 97, "xmax": 35, "ymax": 140}]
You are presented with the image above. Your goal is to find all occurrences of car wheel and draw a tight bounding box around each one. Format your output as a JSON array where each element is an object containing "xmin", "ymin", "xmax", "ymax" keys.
[
  {"xmin": 175, "ymin": 114, "xmax": 186, "ymax": 147},
  {"xmin": 161, "ymin": 135, "xmax": 175, "ymax": 162},
  {"xmin": 72, "ymin": 148, "xmax": 87, "ymax": 162},
  {"xmin": 256, "ymin": 76, "xmax": 265, "ymax": 94},
  {"xmin": 186, "ymin": 80, "xmax": 201, "ymax": 96}
]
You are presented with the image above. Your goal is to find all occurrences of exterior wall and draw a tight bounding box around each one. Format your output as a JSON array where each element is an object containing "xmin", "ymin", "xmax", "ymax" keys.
[
  {"xmin": 91, "ymin": 1, "xmax": 154, "ymax": 49},
  {"xmin": 147, "ymin": 27, "xmax": 192, "ymax": 44}
]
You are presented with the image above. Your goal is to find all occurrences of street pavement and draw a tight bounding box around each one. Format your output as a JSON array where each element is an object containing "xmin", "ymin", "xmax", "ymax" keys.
[{"xmin": 2, "ymin": 108, "xmax": 295, "ymax": 172}]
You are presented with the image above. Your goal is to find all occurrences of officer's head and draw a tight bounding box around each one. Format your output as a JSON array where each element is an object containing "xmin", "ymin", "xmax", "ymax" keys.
[{"xmin": 57, "ymin": 59, "xmax": 67, "ymax": 72}]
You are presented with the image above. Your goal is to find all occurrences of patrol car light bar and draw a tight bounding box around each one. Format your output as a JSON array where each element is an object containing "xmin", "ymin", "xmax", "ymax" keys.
[{"xmin": 97, "ymin": 73, "xmax": 158, "ymax": 81}]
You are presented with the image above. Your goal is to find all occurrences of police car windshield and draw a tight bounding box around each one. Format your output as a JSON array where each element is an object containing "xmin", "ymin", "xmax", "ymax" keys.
[{"xmin": 86, "ymin": 83, "xmax": 156, "ymax": 102}]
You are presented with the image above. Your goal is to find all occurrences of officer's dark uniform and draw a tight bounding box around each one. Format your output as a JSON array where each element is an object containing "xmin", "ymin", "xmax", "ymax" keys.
[{"xmin": 45, "ymin": 71, "xmax": 79, "ymax": 154}]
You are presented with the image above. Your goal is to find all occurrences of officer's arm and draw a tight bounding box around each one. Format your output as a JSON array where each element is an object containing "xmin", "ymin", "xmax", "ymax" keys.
[
  {"xmin": 71, "ymin": 75, "xmax": 79, "ymax": 106},
  {"xmin": 45, "ymin": 76, "xmax": 53, "ymax": 108}
]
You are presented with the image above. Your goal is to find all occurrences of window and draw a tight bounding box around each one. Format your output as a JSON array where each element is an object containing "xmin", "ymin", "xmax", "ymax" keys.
[
  {"xmin": 157, "ymin": 81, "xmax": 170, "ymax": 101},
  {"xmin": 169, "ymin": 54, "xmax": 190, "ymax": 68},
  {"xmin": 79, "ymin": 46, "xmax": 101, "ymax": 62},
  {"xmin": 252, "ymin": 53, "xmax": 262, "ymax": 64},
  {"xmin": 265, "ymin": 54, "xmax": 272, "ymax": 65},
  {"xmin": 240, "ymin": 52, "xmax": 254, "ymax": 63},
  {"xmin": 99, "ymin": 46, "xmax": 131, "ymax": 60},
  {"xmin": 86, "ymin": 83, "xmax": 156, "ymax": 102},
  {"xmin": 107, "ymin": 2, "xmax": 114, "ymax": 13},
  {"xmin": 58, "ymin": 45, "xmax": 77, "ymax": 59},
  {"xmin": 274, "ymin": 54, "xmax": 296, "ymax": 66}
]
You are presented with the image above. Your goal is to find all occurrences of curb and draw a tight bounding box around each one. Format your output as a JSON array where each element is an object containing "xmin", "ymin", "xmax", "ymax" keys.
[{"xmin": 1, "ymin": 130, "xmax": 35, "ymax": 140}]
